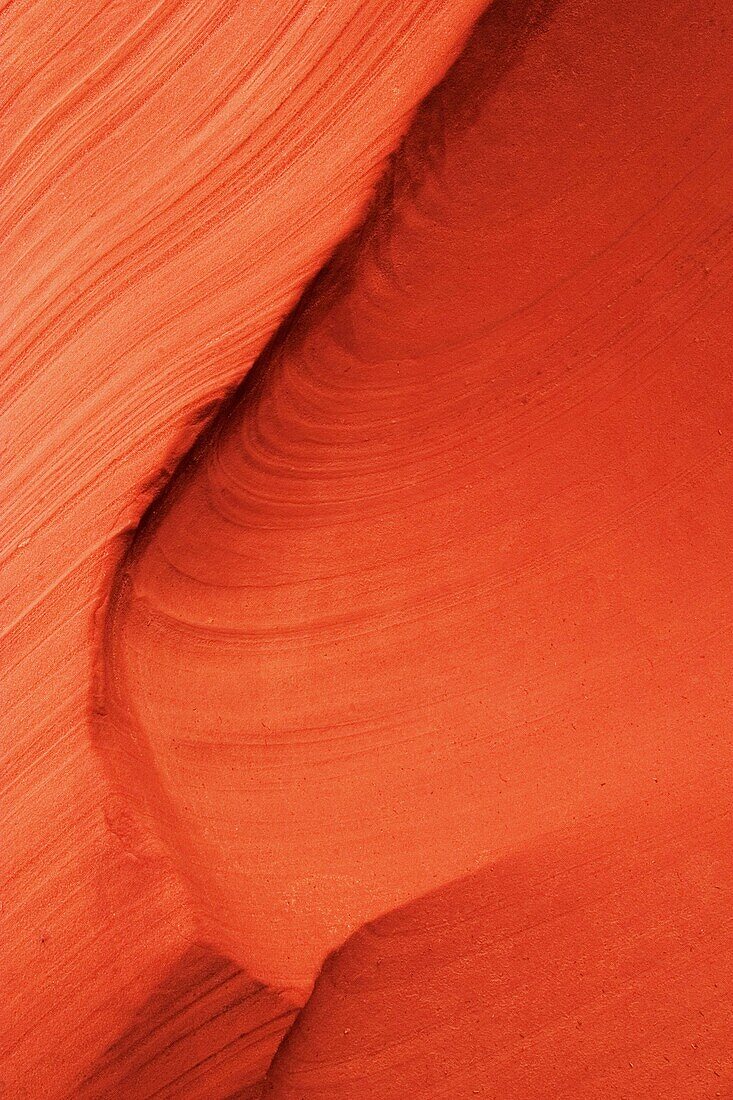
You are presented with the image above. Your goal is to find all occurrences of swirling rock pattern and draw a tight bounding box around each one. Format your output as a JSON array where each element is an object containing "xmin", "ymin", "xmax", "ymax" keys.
[
  {"xmin": 2, "ymin": 0, "xmax": 732, "ymax": 1094},
  {"xmin": 104, "ymin": 0, "xmax": 732, "ymax": 1090},
  {"xmin": 0, "ymin": 0, "xmax": 484, "ymax": 1093}
]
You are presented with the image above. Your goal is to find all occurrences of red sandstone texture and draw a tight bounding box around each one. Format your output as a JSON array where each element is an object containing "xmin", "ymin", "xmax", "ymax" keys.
[{"xmin": 2, "ymin": 0, "xmax": 732, "ymax": 1096}]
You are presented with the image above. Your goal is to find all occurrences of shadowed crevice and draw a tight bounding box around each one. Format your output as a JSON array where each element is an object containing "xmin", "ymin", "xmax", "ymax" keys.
[{"xmin": 73, "ymin": 944, "xmax": 299, "ymax": 1099}]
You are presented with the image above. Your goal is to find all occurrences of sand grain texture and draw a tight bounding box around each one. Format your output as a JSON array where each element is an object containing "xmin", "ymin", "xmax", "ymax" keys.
[{"xmin": 2, "ymin": 0, "xmax": 732, "ymax": 1095}]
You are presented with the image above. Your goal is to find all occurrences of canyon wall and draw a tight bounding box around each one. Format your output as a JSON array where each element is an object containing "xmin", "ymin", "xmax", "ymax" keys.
[{"xmin": 2, "ymin": 0, "xmax": 731, "ymax": 1095}]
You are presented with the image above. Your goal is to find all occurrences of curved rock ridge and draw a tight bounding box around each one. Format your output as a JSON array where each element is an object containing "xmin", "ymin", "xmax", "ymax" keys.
[
  {"xmin": 103, "ymin": 0, "xmax": 732, "ymax": 1023},
  {"xmin": 0, "ymin": 1, "xmax": 486, "ymax": 1092},
  {"xmin": 262, "ymin": 793, "xmax": 732, "ymax": 1097}
]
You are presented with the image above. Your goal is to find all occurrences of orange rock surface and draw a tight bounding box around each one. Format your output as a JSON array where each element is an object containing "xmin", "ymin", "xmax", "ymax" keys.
[
  {"xmin": 0, "ymin": 1, "xmax": 484, "ymax": 1092},
  {"xmin": 2, "ymin": 0, "xmax": 731, "ymax": 1096}
]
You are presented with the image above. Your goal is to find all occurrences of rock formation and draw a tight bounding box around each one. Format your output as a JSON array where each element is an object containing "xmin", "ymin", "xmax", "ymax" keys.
[{"xmin": 2, "ymin": 0, "xmax": 731, "ymax": 1095}]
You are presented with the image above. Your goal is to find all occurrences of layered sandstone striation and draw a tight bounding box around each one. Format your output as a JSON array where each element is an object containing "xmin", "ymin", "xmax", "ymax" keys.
[
  {"xmin": 0, "ymin": 1, "xmax": 485, "ymax": 1093},
  {"xmin": 2, "ymin": 0, "xmax": 731, "ymax": 1094},
  {"xmin": 102, "ymin": 0, "xmax": 732, "ymax": 1094}
]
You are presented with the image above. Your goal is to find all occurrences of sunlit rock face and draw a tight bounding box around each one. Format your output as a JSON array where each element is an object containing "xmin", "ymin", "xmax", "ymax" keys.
[
  {"xmin": 0, "ymin": 0, "xmax": 486, "ymax": 1093},
  {"xmin": 103, "ymin": 0, "xmax": 732, "ymax": 1049}
]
